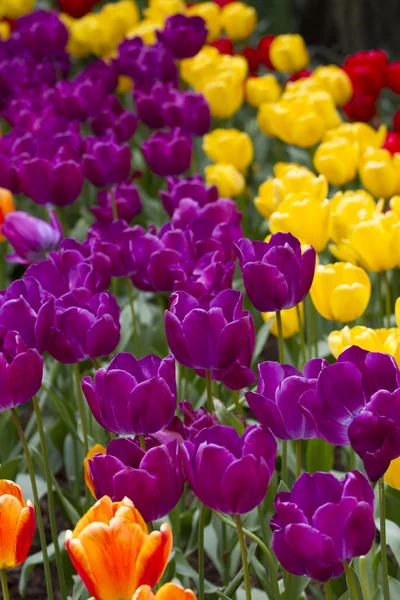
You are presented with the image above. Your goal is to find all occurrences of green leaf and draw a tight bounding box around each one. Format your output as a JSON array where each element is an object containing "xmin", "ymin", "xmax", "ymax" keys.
[
  {"xmin": 71, "ymin": 577, "xmax": 90, "ymax": 600},
  {"xmin": 373, "ymin": 579, "xmax": 400, "ymax": 599},
  {"xmin": 284, "ymin": 573, "xmax": 310, "ymax": 600},
  {"xmin": 252, "ymin": 321, "xmax": 272, "ymax": 366},
  {"xmin": 0, "ymin": 456, "xmax": 21, "ymax": 480},
  {"xmin": 375, "ymin": 519, "xmax": 400, "ymax": 566},
  {"xmin": 19, "ymin": 532, "xmax": 66, "ymax": 596},
  {"xmin": 16, "ymin": 473, "xmax": 47, "ymax": 503},
  {"xmin": 213, "ymin": 399, "xmax": 245, "ymax": 435},
  {"xmin": 277, "ymin": 480, "xmax": 290, "ymax": 494},
  {"xmin": 306, "ymin": 438, "xmax": 334, "ymax": 473}
]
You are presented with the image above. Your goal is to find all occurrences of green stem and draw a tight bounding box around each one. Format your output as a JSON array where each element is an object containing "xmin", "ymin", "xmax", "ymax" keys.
[
  {"xmin": 125, "ymin": 278, "xmax": 139, "ymax": 356},
  {"xmin": 359, "ymin": 556, "xmax": 372, "ymax": 600},
  {"xmin": 234, "ymin": 515, "xmax": 252, "ymax": 600},
  {"xmin": 343, "ymin": 561, "xmax": 360, "ymax": 600},
  {"xmin": 379, "ymin": 478, "xmax": 390, "ymax": 600},
  {"xmin": 178, "ymin": 363, "xmax": 183, "ymax": 403},
  {"xmin": 73, "ymin": 363, "xmax": 89, "ymax": 456},
  {"xmin": 233, "ymin": 390, "xmax": 243, "ymax": 416},
  {"xmin": 206, "ymin": 370, "xmax": 213, "ymax": 414},
  {"xmin": 10, "ymin": 409, "xmax": 54, "ymax": 600},
  {"xmin": 110, "ymin": 188, "xmax": 118, "ymax": 220},
  {"xmin": 33, "ymin": 396, "xmax": 67, "ymax": 600},
  {"xmin": 324, "ymin": 580, "xmax": 333, "ymax": 600},
  {"xmin": 222, "ymin": 522, "xmax": 230, "ymax": 586},
  {"xmin": 139, "ymin": 434, "xmax": 146, "ymax": 451},
  {"xmin": 377, "ymin": 272, "xmax": 385, "ymax": 328},
  {"xmin": 55, "ymin": 207, "xmax": 68, "ymax": 237},
  {"xmin": 349, "ymin": 448, "xmax": 355, "ymax": 471},
  {"xmin": 382, "ymin": 271, "xmax": 392, "ymax": 328},
  {"xmin": 313, "ymin": 305, "xmax": 318, "ymax": 358},
  {"xmin": 214, "ymin": 512, "xmax": 280, "ymax": 600},
  {"xmin": 296, "ymin": 439, "xmax": 302, "ymax": 479},
  {"xmin": 296, "ymin": 303, "xmax": 306, "ymax": 367},
  {"xmin": 281, "ymin": 440, "xmax": 288, "ymax": 484},
  {"xmin": 0, "ymin": 571, "xmax": 10, "ymax": 600},
  {"xmin": 198, "ymin": 504, "xmax": 207, "ymax": 600},
  {"xmin": 305, "ymin": 295, "xmax": 314, "ymax": 359},
  {"xmin": 276, "ymin": 310, "xmax": 285, "ymax": 363}
]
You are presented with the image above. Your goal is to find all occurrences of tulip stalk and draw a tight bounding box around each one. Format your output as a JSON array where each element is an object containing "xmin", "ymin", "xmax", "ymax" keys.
[
  {"xmin": 198, "ymin": 504, "xmax": 207, "ymax": 600},
  {"xmin": 33, "ymin": 395, "xmax": 67, "ymax": 600},
  {"xmin": 379, "ymin": 478, "xmax": 390, "ymax": 600},
  {"xmin": 73, "ymin": 363, "xmax": 89, "ymax": 456},
  {"xmin": 343, "ymin": 561, "xmax": 360, "ymax": 600},
  {"xmin": 276, "ymin": 310, "xmax": 288, "ymax": 483},
  {"xmin": 206, "ymin": 370, "xmax": 213, "ymax": 414},
  {"xmin": 296, "ymin": 303, "xmax": 306, "ymax": 367},
  {"xmin": 0, "ymin": 571, "xmax": 10, "ymax": 600},
  {"xmin": 125, "ymin": 278, "xmax": 139, "ymax": 356},
  {"xmin": 359, "ymin": 556, "xmax": 372, "ymax": 600},
  {"xmin": 295, "ymin": 439, "xmax": 302, "ymax": 478},
  {"xmin": 324, "ymin": 580, "xmax": 333, "ymax": 600},
  {"xmin": 382, "ymin": 271, "xmax": 392, "ymax": 328},
  {"xmin": 234, "ymin": 514, "xmax": 252, "ymax": 600},
  {"xmin": 10, "ymin": 408, "xmax": 54, "ymax": 600}
]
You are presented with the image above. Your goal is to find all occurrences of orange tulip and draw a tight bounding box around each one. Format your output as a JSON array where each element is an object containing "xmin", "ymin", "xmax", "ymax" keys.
[
  {"xmin": 65, "ymin": 496, "xmax": 173, "ymax": 600},
  {"xmin": 0, "ymin": 480, "xmax": 35, "ymax": 570},
  {"xmin": 133, "ymin": 583, "xmax": 197, "ymax": 600},
  {"xmin": 0, "ymin": 187, "xmax": 14, "ymax": 241},
  {"xmin": 83, "ymin": 443, "xmax": 106, "ymax": 497}
]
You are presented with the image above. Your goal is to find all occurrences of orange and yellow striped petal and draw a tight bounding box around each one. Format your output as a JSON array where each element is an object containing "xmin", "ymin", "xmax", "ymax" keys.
[{"xmin": 135, "ymin": 523, "xmax": 173, "ymax": 589}]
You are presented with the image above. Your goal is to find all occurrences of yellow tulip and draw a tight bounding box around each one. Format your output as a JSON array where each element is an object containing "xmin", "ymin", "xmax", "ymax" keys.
[
  {"xmin": 395, "ymin": 298, "xmax": 400, "ymax": 327},
  {"xmin": 314, "ymin": 137, "xmax": 359, "ymax": 186},
  {"xmin": 383, "ymin": 329, "xmax": 400, "ymax": 367},
  {"xmin": 117, "ymin": 75, "xmax": 134, "ymax": 94},
  {"xmin": 145, "ymin": 0, "xmax": 185, "ymax": 23},
  {"xmin": 359, "ymin": 148, "xmax": 400, "ymax": 199},
  {"xmin": 220, "ymin": 2, "xmax": 257, "ymax": 41},
  {"xmin": 126, "ymin": 20, "xmax": 161, "ymax": 44},
  {"xmin": 245, "ymin": 75, "xmax": 282, "ymax": 108},
  {"xmin": 0, "ymin": 0, "xmax": 34, "ymax": 19},
  {"xmin": 0, "ymin": 21, "xmax": 10, "ymax": 40},
  {"xmin": 390, "ymin": 195, "xmax": 400, "ymax": 218},
  {"xmin": 323, "ymin": 122, "xmax": 387, "ymax": 151},
  {"xmin": 203, "ymin": 129, "xmax": 253, "ymax": 174},
  {"xmin": 254, "ymin": 164, "xmax": 327, "ymax": 219},
  {"xmin": 200, "ymin": 74, "xmax": 244, "ymax": 119},
  {"xmin": 312, "ymin": 65, "xmax": 353, "ymax": 106},
  {"xmin": 328, "ymin": 325, "xmax": 385, "ymax": 358},
  {"xmin": 186, "ymin": 3, "xmax": 221, "ymax": 42},
  {"xmin": 385, "ymin": 456, "xmax": 400, "ymax": 490},
  {"xmin": 329, "ymin": 190, "xmax": 378, "ymax": 245},
  {"xmin": 258, "ymin": 102, "xmax": 326, "ymax": 148},
  {"xmin": 180, "ymin": 46, "xmax": 221, "ymax": 88},
  {"xmin": 269, "ymin": 34, "xmax": 309, "ymax": 73},
  {"xmin": 262, "ymin": 304, "xmax": 304, "ymax": 339},
  {"xmin": 269, "ymin": 193, "xmax": 330, "ymax": 252},
  {"xmin": 310, "ymin": 262, "xmax": 371, "ymax": 322},
  {"xmin": 205, "ymin": 164, "xmax": 245, "ymax": 198},
  {"xmin": 101, "ymin": 0, "xmax": 140, "ymax": 35}
]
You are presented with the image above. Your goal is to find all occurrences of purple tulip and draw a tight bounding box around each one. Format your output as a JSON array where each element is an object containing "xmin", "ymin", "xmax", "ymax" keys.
[
  {"xmin": 26, "ymin": 239, "xmax": 112, "ymax": 298},
  {"xmin": 47, "ymin": 290, "xmax": 120, "ymax": 364},
  {"xmin": 300, "ymin": 347, "xmax": 400, "ymax": 446},
  {"xmin": 157, "ymin": 14, "xmax": 207, "ymax": 59},
  {"xmin": 134, "ymin": 82, "xmax": 178, "ymax": 129},
  {"xmin": 13, "ymin": 10, "xmax": 69, "ymax": 60},
  {"xmin": 349, "ymin": 389, "xmax": 400, "ymax": 481},
  {"xmin": 2, "ymin": 210, "xmax": 62, "ymax": 265},
  {"xmin": 91, "ymin": 96, "xmax": 138, "ymax": 143},
  {"xmin": 83, "ymin": 136, "xmax": 131, "ymax": 188},
  {"xmin": 246, "ymin": 359, "xmax": 328, "ymax": 440},
  {"xmin": 0, "ymin": 278, "xmax": 54, "ymax": 353},
  {"xmin": 118, "ymin": 40, "xmax": 178, "ymax": 88},
  {"xmin": 165, "ymin": 289, "xmax": 255, "ymax": 389},
  {"xmin": 160, "ymin": 175, "xmax": 218, "ymax": 218},
  {"xmin": 0, "ymin": 328, "xmax": 43, "ymax": 411},
  {"xmin": 82, "ymin": 353, "xmax": 177, "ymax": 435},
  {"xmin": 129, "ymin": 224, "xmax": 194, "ymax": 292},
  {"xmin": 179, "ymin": 400, "xmax": 218, "ymax": 441},
  {"xmin": 142, "ymin": 128, "xmax": 192, "ymax": 177},
  {"xmin": 270, "ymin": 470, "xmax": 375, "ymax": 581},
  {"xmin": 174, "ymin": 253, "xmax": 235, "ymax": 298},
  {"xmin": 183, "ymin": 424, "xmax": 277, "ymax": 514},
  {"xmin": 87, "ymin": 221, "xmax": 136, "ymax": 278},
  {"xmin": 236, "ymin": 233, "xmax": 316, "ymax": 312},
  {"xmin": 89, "ymin": 438, "xmax": 185, "ymax": 522},
  {"xmin": 91, "ymin": 182, "xmax": 142, "ymax": 224},
  {"xmin": 164, "ymin": 92, "xmax": 211, "ymax": 136}
]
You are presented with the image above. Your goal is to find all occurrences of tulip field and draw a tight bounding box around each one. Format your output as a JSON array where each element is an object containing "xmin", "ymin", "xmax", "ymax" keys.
[{"xmin": 2, "ymin": 0, "xmax": 400, "ymax": 599}]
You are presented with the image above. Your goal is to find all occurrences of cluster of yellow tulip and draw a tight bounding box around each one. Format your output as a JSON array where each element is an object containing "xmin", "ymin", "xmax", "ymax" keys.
[{"xmin": 0, "ymin": 0, "xmax": 34, "ymax": 20}]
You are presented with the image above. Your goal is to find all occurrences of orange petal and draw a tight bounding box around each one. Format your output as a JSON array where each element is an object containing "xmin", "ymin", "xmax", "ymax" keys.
[
  {"xmin": 0, "ymin": 494, "xmax": 22, "ymax": 569},
  {"xmin": 15, "ymin": 501, "xmax": 35, "ymax": 566},
  {"xmin": 84, "ymin": 444, "xmax": 106, "ymax": 498},
  {"xmin": 72, "ymin": 496, "xmax": 115, "ymax": 537},
  {"xmin": 114, "ymin": 498, "xmax": 147, "ymax": 533},
  {"xmin": 65, "ymin": 533, "xmax": 98, "ymax": 600},
  {"xmin": 154, "ymin": 583, "xmax": 198, "ymax": 600},
  {"xmin": 132, "ymin": 585, "xmax": 154, "ymax": 600},
  {"xmin": 0, "ymin": 480, "xmax": 25, "ymax": 506},
  {"xmin": 135, "ymin": 523, "xmax": 173, "ymax": 589}
]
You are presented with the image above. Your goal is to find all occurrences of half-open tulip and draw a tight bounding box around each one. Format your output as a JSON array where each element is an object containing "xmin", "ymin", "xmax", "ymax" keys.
[
  {"xmin": 359, "ymin": 148, "xmax": 400, "ymax": 198},
  {"xmin": 203, "ymin": 129, "xmax": 253, "ymax": 173},
  {"xmin": 314, "ymin": 137, "xmax": 359, "ymax": 186},
  {"xmin": 0, "ymin": 480, "xmax": 35, "ymax": 570},
  {"xmin": 65, "ymin": 496, "xmax": 172, "ymax": 600},
  {"xmin": 133, "ymin": 584, "xmax": 197, "ymax": 600},
  {"xmin": 312, "ymin": 65, "xmax": 353, "ymax": 106},
  {"xmin": 269, "ymin": 34, "xmax": 309, "ymax": 73}
]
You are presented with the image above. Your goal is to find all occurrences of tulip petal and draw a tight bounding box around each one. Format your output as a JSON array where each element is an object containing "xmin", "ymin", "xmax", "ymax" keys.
[
  {"xmin": 0, "ymin": 494, "xmax": 22, "ymax": 569},
  {"xmin": 136, "ymin": 523, "xmax": 173, "ymax": 588},
  {"xmin": 222, "ymin": 454, "xmax": 271, "ymax": 514},
  {"xmin": 242, "ymin": 262, "xmax": 288, "ymax": 312},
  {"xmin": 15, "ymin": 503, "xmax": 36, "ymax": 567}
]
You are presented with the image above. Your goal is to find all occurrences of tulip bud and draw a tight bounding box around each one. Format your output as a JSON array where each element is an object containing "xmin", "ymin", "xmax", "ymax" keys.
[
  {"xmin": 186, "ymin": 2, "xmax": 221, "ymax": 42},
  {"xmin": 314, "ymin": 137, "xmax": 359, "ymax": 186},
  {"xmin": 328, "ymin": 325, "xmax": 385, "ymax": 358},
  {"xmin": 220, "ymin": 2, "xmax": 257, "ymax": 41},
  {"xmin": 245, "ymin": 74, "xmax": 282, "ymax": 107},
  {"xmin": 312, "ymin": 65, "xmax": 353, "ymax": 106},
  {"xmin": 360, "ymin": 148, "xmax": 400, "ymax": 198},
  {"xmin": 0, "ymin": 480, "xmax": 35, "ymax": 569},
  {"xmin": 269, "ymin": 34, "xmax": 309, "ymax": 73},
  {"xmin": 205, "ymin": 163, "xmax": 245, "ymax": 198},
  {"xmin": 384, "ymin": 456, "xmax": 400, "ymax": 490},
  {"xmin": 203, "ymin": 129, "xmax": 253, "ymax": 173}
]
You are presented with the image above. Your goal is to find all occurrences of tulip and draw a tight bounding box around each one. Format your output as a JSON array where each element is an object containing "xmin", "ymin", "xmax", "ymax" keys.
[
  {"xmin": 310, "ymin": 262, "xmax": 371, "ymax": 322},
  {"xmin": 384, "ymin": 456, "xmax": 400, "ymax": 490},
  {"xmin": 144, "ymin": 0, "xmax": 185, "ymax": 23},
  {"xmin": 119, "ymin": 40, "xmax": 178, "ymax": 88},
  {"xmin": 82, "ymin": 353, "xmax": 176, "ymax": 435},
  {"xmin": 236, "ymin": 233, "xmax": 316, "ymax": 312},
  {"xmin": 262, "ymin": 303, "xmax": 304, "ymax": 339},
  {"xmin": 83, "ymin": 137, "xmax": 131, "ymax": 188},
  {"xmin": 359, "ymin": 148, "xmax": 400, "ymax": 198},
  {"xmin": 344, "ymin": 49, "xmax": 388, "ymax": 97},
  {"xmin": 165, "ymin": 92, "xmax": 211, "ymax": 137},
  {"xmin": 314, "ymin": 137, "xmax": 359, "ymax": 186},
  {"xmin": 220, "ymin": 2, "xmax": 256, "ymax": 41},
  {"xmin": 203, "ymin": 129, "xmax": 253, "ymax": 174},
  {"xmin": 157, "ymin": 14, "xmax": 207, "ymax": 59},
  {"xmin": 133, "ymin": 584, "xmax": 197, "ymax": 600},
  {"xmin": 328, "ymin": 326, "xmax": 389, "ymax": 358},
  {"xmin": 65, "ymin": 496, "xmax": 172, "ymax": 600},
  {"xmin": 323, "ymin": 122, "xmax": 387, "ymax": 150},
  {"xmin": 269, "ymin": 193, "xmax": 330, "ymax": 252},
  {"xmin": 245, "ymin": 74, "xmax": 282, "ymax": 107},
  {"xmin": 343, "ymin": 91, "xmax": 377, "ymax": 123},
  {"xmin": 58, "ymin": 0, "xmax": 101, "ymax": 18},
  {"xmin": 246, "ymin": 359, "xmax": 326, "ymax": 440},
  {"xmin": 269, "ymin": 34, "xmax": 309, "ymax": 73},
  {"xmin": 142, "ymin": 128, "xmax": 192, "ymax": 177},
  {"xmin": 165, "ymin": 289, "xmax": 255, "ymax": 390},
  {"xmin": 89, "ymin": 439, "xmax": 184, "ymax": 522},
  {"xmin": 183, "ymin": 424, "xmax": 277, "ymax": 514},
  {"xmin": 312, "ymin": 65, "xmax": 353, "ymax": 106},
  {"xmin": 160, "ymin": 175, "xmax": 218, "ymax": 218},
  {"xmin": 329, "ymin": 189, "xmax": 378, "ymax": 246},
  {"xmin": 91, "ymin": 182, "xmax": 142, "ymax": 225},
  {"xmin": 91, "ymin": 96, "xmax": 138, "ymax": 144},
  {"xmin": 0, "ymin": 0, "xmax": 34, "ymax": 19},
  {"xmin": 299, "ymin": 346, "xmax": 400, "ymax": 446},
  {"xmin": 270, "ymin": 470, "xmax": 375, "ymax": 581},
  {"xmin": 256, "ymin": 34, "xmax": 275, "ymax": 69},
  {"xmin": 47, "ymin": 290, "xmax": 120, "ymax": 364},
  {"xmin": 254, "ymin": 163, "xmax": 327, "ymax": 219},
  {"xmin": 14, "ymin": 10, "xmax": 69, "ymax": 59},
  {"xmin": 210, "ymin": 37, "xmax": 234, "ymax": 55},
  {"xmin": 84, "ymin": 444, "xmax": 106, "ymax": 498},
  {"xmin": 204, "ymin": 164, "xmax": 245, "ymax": 198},
  {"xmin": 0, "ymin": 480, "xmax": 35, "ymax": 570},
  {"xmin": 201, "ymin": 75, "xmax": 244, "ymax": 119},
  {"xmin": 186, "ymin": 2, "xmax": 221, "ymax": 42},
  {"xmin": 2, "ymin": 210, "xmax": 62, "ymax": 265},
  {"xmin": 0, "ymin": 21, "xmax": 10, "ymax": 40}
]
